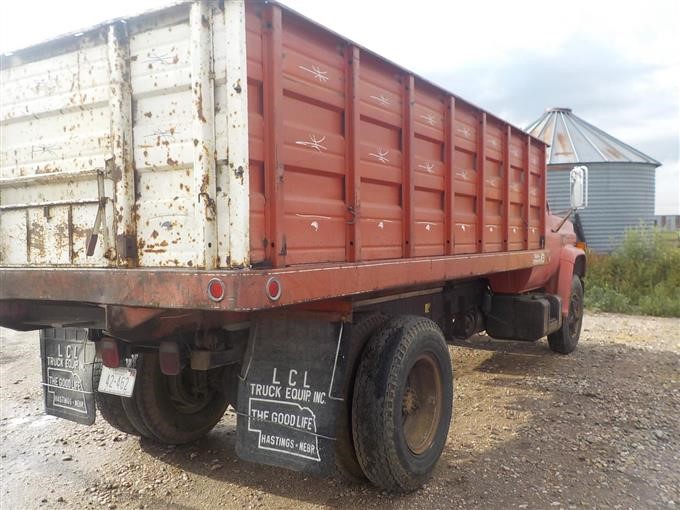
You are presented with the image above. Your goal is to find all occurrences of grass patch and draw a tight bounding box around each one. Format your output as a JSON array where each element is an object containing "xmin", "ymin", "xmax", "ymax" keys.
[{"xmin": 585, "ymin": 228, "xmax": 680, "ymax": 317}]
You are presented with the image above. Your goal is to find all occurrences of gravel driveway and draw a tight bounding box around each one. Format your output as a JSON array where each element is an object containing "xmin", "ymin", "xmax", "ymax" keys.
[{"xmin": 1, "ymin": 312, "xmax": 678, "ymax": 509}]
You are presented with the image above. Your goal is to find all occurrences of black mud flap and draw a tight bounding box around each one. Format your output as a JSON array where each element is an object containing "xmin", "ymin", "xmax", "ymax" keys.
[
  {"xmin": 236, "ymin": 316, "xmax": 352, "ymax": 477},
  {"xmin": 40, "ymin": 328, "xmax": 97, "ymax": 425}
]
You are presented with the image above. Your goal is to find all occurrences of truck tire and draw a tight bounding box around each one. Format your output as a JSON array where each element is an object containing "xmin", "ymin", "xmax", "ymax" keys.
[
  {"xmin": 335, "ymin": 313, "xmax": 388, "ymax": 482},
  {"xmin": 548, "ymin": 275, "xmax": 584, "ymax": 354},
  {"xmin": 132, "ymin": 351, "xmax": 228, "ymax": 444},
  {"xmin": 92, "ymin": 359, "xmax": 140, "ymax": 436},
  {"xmin": 97, "ymin": 392, "xmax": 140, "ymax": 436},
  {"xmin": 121, "ymin": 393, "xmax": 156, "ymax": 439},
  {"xmin": 352, "ymin": 316, "xmax": 453, "ymax": 492}
]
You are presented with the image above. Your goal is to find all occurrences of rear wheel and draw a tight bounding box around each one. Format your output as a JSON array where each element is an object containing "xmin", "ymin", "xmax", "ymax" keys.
[
  {"xmin": 548, "ymin": 275, "xmax": 584, "ymax": 354},
  {"xmin": 352, "ymin": 316, "xmax": 453, "ymax": 492},
  {"xmin": 92, "ymin": 359, "xmax": 139, "ymax": 436},
  {"xmin": 335, "ymin": 314, "xmax": 388, "ymax": 481},
  {"xmin": 95, "ymin": 389, "xmax": 140, "ymax": 436},
  {"xmin": 132, "ymin": 351, "xmax": 228, "ymax": 444},
  {"xmin": 116, "ymin": 354, "xmax": 156, "ymax": 439}
]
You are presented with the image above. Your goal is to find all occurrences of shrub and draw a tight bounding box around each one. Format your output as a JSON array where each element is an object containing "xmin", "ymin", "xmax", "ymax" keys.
[{"xmin": 584, "ymin": 227, "xmax": 680, "ymax": 317}]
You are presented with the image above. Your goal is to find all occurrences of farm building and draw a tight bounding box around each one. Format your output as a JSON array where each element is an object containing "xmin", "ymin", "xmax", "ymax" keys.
[{"xmin": 527, "ymin": 108, "xmax": 660, "ymax": 252}]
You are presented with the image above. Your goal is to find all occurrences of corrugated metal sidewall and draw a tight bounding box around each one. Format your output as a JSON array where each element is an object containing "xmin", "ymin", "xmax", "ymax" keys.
[{"xmin": 547, "ymin": 163, "xmax": 656, "ymax": 252}]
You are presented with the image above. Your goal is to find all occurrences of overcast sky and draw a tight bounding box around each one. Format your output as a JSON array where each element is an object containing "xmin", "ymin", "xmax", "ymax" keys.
[{"xmin": 2, "ymin": 0, "xmax": 678, "ymax": 214}]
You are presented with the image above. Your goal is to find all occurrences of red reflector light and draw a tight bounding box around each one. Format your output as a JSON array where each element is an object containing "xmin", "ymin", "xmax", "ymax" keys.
[
  {"xmin": 159, "ymin": 342, "xmax": 182, "ymax": 376},
  {"xmin": 266, "ymin": 277, "xmax": 282, "ymax": 301},
  {"xmin": 207, "ymin": 278, "xmax": 225, "ymax": 302},
  {"xmin": 100, "ymin": 338, "xmax": 120, "ymax": 369}
]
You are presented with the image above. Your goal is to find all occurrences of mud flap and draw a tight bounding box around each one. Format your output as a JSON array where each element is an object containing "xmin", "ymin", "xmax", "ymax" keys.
[
  {"xmin": 236, "ymin": 316, "xmax": 352, "ymax": 476},
  {"xmin": 40, "ymin": 328, "xmax": 97, "ymax": 425}
]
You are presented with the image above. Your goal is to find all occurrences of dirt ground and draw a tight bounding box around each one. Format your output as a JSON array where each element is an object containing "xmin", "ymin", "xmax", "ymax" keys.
[{"xmin": 1, "ymin": 312, "xmax": 679, "ymax": 509}]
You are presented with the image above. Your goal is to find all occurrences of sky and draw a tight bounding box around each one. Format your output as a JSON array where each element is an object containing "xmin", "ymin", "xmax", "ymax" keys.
[{"xmin": 2, "ymin": 0, "xmax": 679, "ymax": 214}]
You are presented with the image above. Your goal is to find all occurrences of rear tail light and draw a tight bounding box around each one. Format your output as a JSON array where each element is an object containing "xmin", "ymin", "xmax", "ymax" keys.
[
  {"xmin": 207, "ymin": 278, "xmax": 225, "ymax": 302},
  {"xmin": 575, "ymin": 241, "xmax": 587, "ymax": 251},
  {"xmin": 266, "ymin": 277, "xmax": 282, "ymax": 301},
  {"xmin": 100, "ymin": 338, "xmax": 120, "ymax": 368},
  {"xmin": 159, "ymin": 341, "xmax": 182, "ymax": 376}
]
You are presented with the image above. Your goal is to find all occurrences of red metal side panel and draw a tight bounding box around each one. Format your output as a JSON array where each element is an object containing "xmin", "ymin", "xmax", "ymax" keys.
[
  {"xmin": 452, "ymin": 104, "xmax": 479, "ymax": 254},
  {"xmin": 246, "ymin": 7, "xmax": 266, "ymax": 264},
  {"xmin": 358, "ymin": 55, "xmax": 404, "ymax": 260},
  {"xmin": 412, "ymin": 82, "xmax": 447, "ymax": 257},
  {"xmin": 484, "ymin": 118, "xmax": 504, "ymax": 252},
  {"xmin": 508, "ymin": 130, "xmax": 527, "ymax": 250},
  {"xmin": 279, "ymin": 13, "xmax": 347, "ymax": 265},
  {"xmin": 528, "ymin": 141, "xmax": 545, "ymax": 249},
  {"xmin": 245, "ymin": 3, "xmax": 548, "ymax": 269}
]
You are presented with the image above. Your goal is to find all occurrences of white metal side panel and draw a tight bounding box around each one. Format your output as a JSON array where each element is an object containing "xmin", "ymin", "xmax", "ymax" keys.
[
  {"xmin": 0, "ymin": 43, "xmax": 116, "ymax": 266},
  {"xmin": 130, "ymin": 19, "xmax": 201, "ymax": 267},
  {"xmin": 0, "ymin": 0, "xmax": 251, "ymax": 269},
  {"xmin": 214, "ymin": 0, "xmax": 250, "ymax": 268}
]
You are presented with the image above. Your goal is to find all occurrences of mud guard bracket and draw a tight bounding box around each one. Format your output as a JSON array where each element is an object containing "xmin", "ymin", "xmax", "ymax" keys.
[{"xmin": 236, "ymin": 316, "xmax": 352, "ymax": 476}]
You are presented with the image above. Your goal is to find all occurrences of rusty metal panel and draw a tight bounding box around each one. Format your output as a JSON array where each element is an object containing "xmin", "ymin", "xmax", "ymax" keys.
[
  {"xmin": 214, "ymin": 0, "xmax": 251, "ymax": 268},
  {"xmin": 0, "ymin": 40, "xmax": 116, "ymax": 266},
  {"xmin": 130, "ymin": 15, "xmax": 200, "ymax": 268},
  {"xmin": 108, "ymin": 24, "xmax": 136, "ymax": 266}
]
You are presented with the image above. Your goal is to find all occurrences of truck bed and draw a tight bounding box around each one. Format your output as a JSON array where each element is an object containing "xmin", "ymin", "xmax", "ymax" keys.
[{"xmin": 1, "ymin": 1, "xmax": 547, "ymax": 271}]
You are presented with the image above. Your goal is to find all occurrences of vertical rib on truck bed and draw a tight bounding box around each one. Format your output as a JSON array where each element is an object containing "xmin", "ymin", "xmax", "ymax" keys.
[{"xmin": 0, "ymin": 1, "xmax": 546, "ymax": 271}]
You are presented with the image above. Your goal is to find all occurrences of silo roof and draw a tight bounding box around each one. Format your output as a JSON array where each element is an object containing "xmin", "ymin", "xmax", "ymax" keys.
[{"xmin": 526, "ymin": 108, "xmax": 661, "ymax": 166}]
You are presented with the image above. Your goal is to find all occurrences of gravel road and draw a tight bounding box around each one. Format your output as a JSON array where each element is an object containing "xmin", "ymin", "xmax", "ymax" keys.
[{"xmin": 1, "ymin": 312, "xmax": 678, "ymax": 509}]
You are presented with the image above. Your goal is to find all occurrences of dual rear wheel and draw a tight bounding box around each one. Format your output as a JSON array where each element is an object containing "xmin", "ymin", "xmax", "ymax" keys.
[
  {"xmin": 96, "ymin": 352, "xmax": 228, "ymax": 444},
  {"xmin": 338, "ymin": 315, "xmax": 454, "ymax": 492}
]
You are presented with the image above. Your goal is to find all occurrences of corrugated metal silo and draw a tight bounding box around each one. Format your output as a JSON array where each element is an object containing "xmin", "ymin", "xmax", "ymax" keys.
[{"xmin": 527, "ymin": 108, "xmax": 660, "ymax": 252}]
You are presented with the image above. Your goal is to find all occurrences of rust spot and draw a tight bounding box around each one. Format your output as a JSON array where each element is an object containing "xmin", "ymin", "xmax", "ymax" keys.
[
  {"xmin": 201, "ymin": 14, "xmax": 209, "ymax": 28},
  {"xmin": 169, "ymin": 127, "xmax": 176, "ymax": 135},
  {"xmin": 234, "ymin": 166, "xmax": 245, "ymax": 185},
  {"xmin": 143, "ymin": 150, "xmax": 149, "ymax": 158},
  {"xmin": 187, "ymin": 260, "xmax": 193, "ymax": 267},
  {"xmin": 201, "ymin": 172, "xmax": 210, "ymax": 193},
  {"xmin": 160, "ymin": 240, "xmax": 168, "ymax": 247},
  {"xmin": 151, "ymin": 230, "xmax": 159, "ymax": 239},
  {"xmin": 144, "ymin": 248, "xmax": 167, "ymax": 253},
  {"xmin": 195, "ymin": 83, "xmax": 207, "ymax": 123},
  {"xmin": 167, "ymin": 157, "xmax": 178, "ymax": 166},
  {"xmin": 144, "ymin": 111, "xmax": 153, "ymax": 118},
  {"xmin": 172, "ymin": 54, "xmax": 179, "ymax": 64}
]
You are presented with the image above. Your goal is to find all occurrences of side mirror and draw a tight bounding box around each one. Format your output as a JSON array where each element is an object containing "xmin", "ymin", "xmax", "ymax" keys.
[{"xmin": 570, "ymin": 166, "xmax": 588, "ymax": 210}]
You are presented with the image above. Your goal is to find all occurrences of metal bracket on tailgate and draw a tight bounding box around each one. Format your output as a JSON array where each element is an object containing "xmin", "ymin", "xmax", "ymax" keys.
[{"xmin": 85, "ymin": 168, "xmax": 110, "ymax": 257}]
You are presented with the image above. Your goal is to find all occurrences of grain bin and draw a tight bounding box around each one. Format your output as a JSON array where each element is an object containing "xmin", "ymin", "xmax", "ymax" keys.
[{"xmin": 527, "ymin": 108, "xmax": 660, "ymax": 252}]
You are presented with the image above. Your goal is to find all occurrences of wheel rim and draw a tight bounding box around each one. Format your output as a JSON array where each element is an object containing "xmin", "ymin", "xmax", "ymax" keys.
[
  {"xmin": 402, "ymin": 353, "xmax": 442, "ymax": 455},
  {"xmin": 568, "ymin": 288, "xmax": 583, "ymax": 339}
]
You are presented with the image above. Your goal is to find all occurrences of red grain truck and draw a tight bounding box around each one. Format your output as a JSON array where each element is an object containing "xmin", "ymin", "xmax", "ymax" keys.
[{"xmin": 0, "ymin": 0, "xmax": 587, "ymax": 492}]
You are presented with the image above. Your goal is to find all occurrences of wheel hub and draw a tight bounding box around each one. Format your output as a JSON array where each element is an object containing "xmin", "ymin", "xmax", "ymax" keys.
[{"xmin": 402, "ymin": 386, "xmax": 419, "ymax": 415}]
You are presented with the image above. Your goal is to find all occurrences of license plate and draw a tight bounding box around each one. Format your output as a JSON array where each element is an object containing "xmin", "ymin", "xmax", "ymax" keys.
[{"xmin": 98, "ymin": 366, "xmax": 137, "ymax": 398}]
